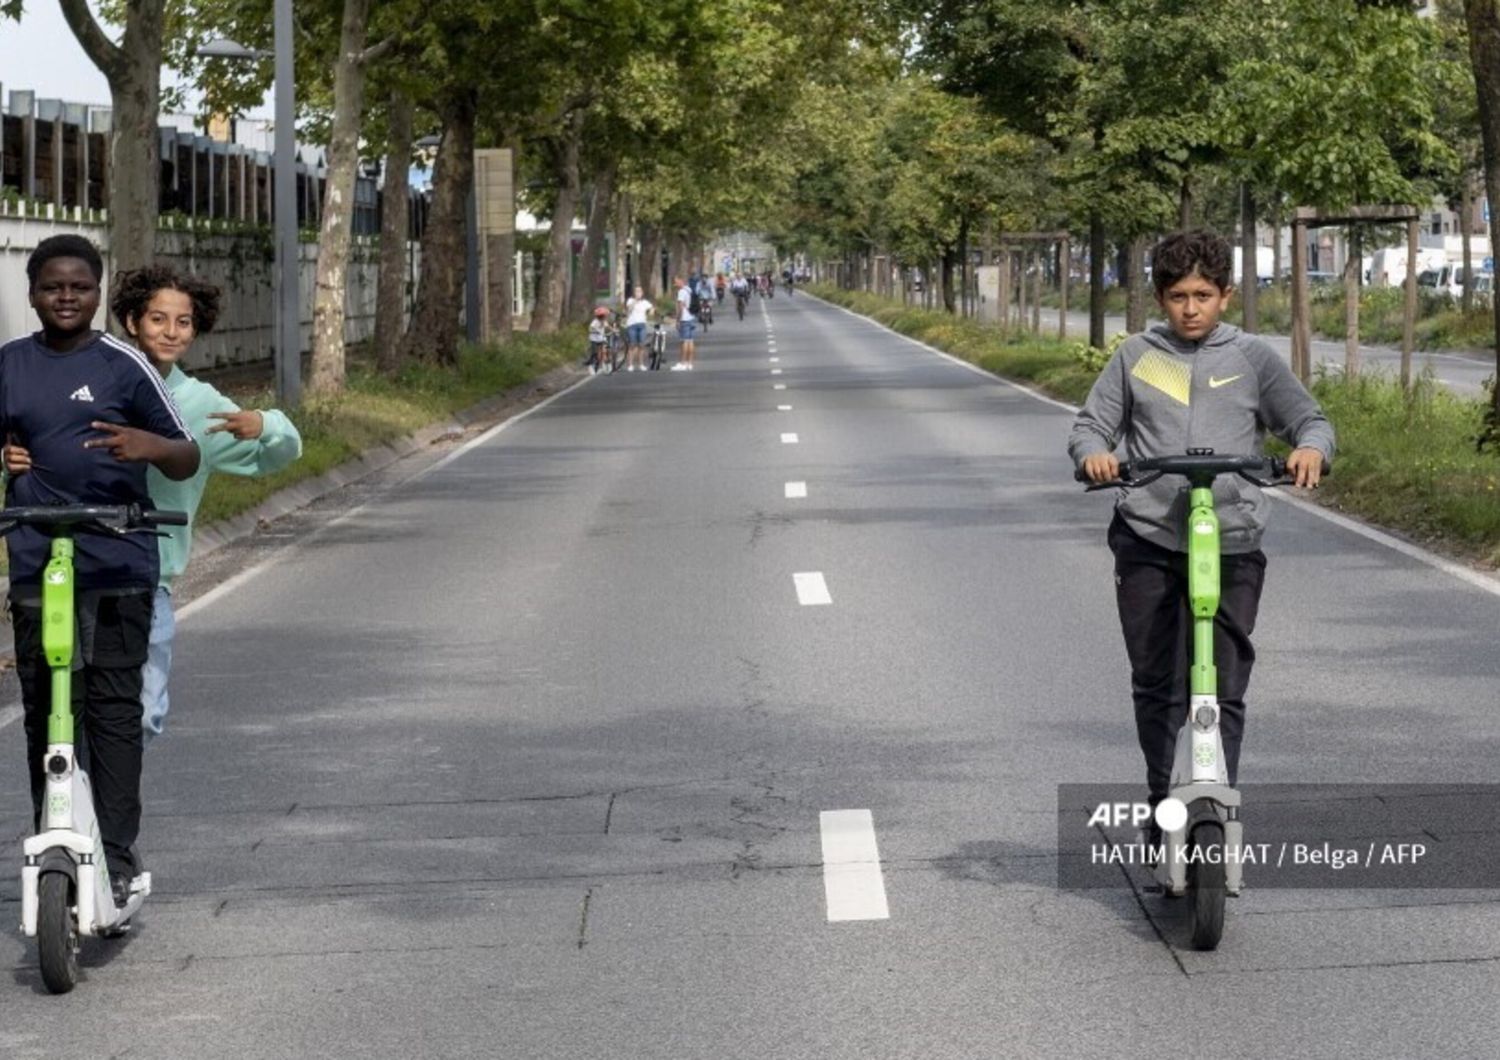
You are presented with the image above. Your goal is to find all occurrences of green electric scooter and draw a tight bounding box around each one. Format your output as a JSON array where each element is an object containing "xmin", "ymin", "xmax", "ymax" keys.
[
  {"xmin": 3, "ymin": 503, "xmax": 185, "ymax": 993},
  {"xmin": 1081, "ymin": 450, "xmax": 1298, "ymax": 950}
]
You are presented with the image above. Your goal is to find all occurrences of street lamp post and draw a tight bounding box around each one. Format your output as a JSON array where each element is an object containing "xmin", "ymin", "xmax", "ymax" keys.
[{"xmin": 199, "ymin": 0, "xmax": 300, "ymax": 407}]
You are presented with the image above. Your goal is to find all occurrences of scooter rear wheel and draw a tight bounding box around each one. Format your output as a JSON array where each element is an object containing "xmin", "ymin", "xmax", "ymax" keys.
[
  {"xmin": 1189, "ymin": 822, "xmax": 1226, "ymax": 951},
  {"xmin": 37, "ymin": 871, "xmax": 79, "ymax": 994}
]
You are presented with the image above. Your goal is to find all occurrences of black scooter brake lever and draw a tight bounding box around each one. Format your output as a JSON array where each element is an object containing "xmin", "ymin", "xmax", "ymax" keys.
[{"xmin": 1085, "ymin": 469, "xmax": 1165, "ymax": 492}]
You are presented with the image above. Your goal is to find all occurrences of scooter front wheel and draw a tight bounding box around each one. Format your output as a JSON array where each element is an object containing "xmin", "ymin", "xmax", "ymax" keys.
[
  {"xmin": 37, "ymin": 871, "xmax": 79, "ymax": 994},
  {"xmin": 1189, "ymin": 822, "xmax": 1226, "ymax": 951}
]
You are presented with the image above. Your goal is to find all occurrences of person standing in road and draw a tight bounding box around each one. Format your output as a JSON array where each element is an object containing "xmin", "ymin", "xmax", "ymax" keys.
[
  {"xmin": 1068, "ymin": 229, "xmax": 1335, "ymax": 839},
  {"xmin": 623, "ymin": 285, "xmax": 653, "ymax": 371},
  {"xmin": 673, "ymin": 275, "xmax": 698, "ymax": 371}
]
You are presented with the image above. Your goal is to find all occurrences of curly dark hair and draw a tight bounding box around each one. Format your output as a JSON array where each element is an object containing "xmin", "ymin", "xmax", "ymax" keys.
[
  {"xmin": 1151, "ymin": 230, "xmax": 1233, "ymax": 296},
  {"xmin": 110, "ymin": 264, "xmax": 221, "ymax": 336},
  {"xmin": 27, "ymin": 234, "xmax": 104, "ymax": 287}
]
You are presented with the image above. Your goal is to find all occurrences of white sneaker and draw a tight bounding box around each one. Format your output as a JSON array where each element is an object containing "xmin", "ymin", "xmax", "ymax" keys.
[
  {"xmin": 671, "ymin": 363, "xmax": 686, "ymax": 371},
  {"xmin": 588, "ymin": 365, "xmax": 597, "ymax": 375},
  {"xmin": 686, "ymin": 363, "xmax": 695, "ymax": 370},
  {"xmin": 628, "ymin": 365, "xmax": 636, "ymax": 372}
]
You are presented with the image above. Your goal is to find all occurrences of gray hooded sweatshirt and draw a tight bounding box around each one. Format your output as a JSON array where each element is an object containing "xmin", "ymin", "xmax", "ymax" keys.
[{"xmin": 1067, "ymin": 322, "xmax": 1335, "ymax": 554}]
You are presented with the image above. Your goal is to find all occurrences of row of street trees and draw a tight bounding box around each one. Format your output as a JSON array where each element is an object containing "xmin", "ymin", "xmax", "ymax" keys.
[
  {"xmin": 766, "ymin": 0, "xmax": 1500, "ymax": 430},
  {"xmin": 8, "ymin": 1, "xmax": 1500, "ymax": 429},
  {"xmin": 2, "ymin": 0, "xmax": 885, "ymax": 393}
]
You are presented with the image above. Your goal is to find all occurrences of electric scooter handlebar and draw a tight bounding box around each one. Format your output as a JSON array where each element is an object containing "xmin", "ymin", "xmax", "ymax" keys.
[
  {"xmin": 1073, "ymin": 452, "xmax": 1318, "ymax": 492},
  {"xmin": 0, "ymin": 503, "xmax": 189, "ymax": 536}
]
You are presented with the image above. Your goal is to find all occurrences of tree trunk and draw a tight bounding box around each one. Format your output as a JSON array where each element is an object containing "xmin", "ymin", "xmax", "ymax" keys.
[
  {"xmin": 612, "ymin": 191, "xmax": 629, "ymax": 305},
  {"xmin": 1461, "ymin": 177, "xmax": 1474, "ymax": 315},
  {"xmin": 639, "ymin": 224, "xmax": 662, "ymax": 300},
  {"xmin": 397, "ymin": 90, "xmax": 476, "ymax": 366},
  {"xmin": 1344, "ymin": 228, "xmax": 1361, "ymax": 378},
  {"xmin": 566, "ymin": 164, "xmax": 617, "ymax": 323},
  {"xmin": 308, "ymin": 0, "xmax": 374, "ymax": 396},
  {"xmin": 1469, "ymin": 0, "xmax": 1500, "ymax": 436},
  {"xmin": 1089, "ymin": 213, "xmax": 1106, "ymax": 348},
  {"xmin": 1126, "ymin": 236, "xmax": 1148, "ymax": 334},
  {"xmin": 958, "ymin": 217, "xmax": 970, "ymax": 317},
  {"xmin": 1241, "ymin": 182, "xmax": 1259, "ymax": 333},
  {"xmin": 1179, "ymin": 175, "xmax": 1193, "ymax": 229},
  {"xmin": 942, "ymin": 252, "xmax": 957, "ymax": 313},
  {"xmin": 530, "ymin": 111, "xmax": 583, "ymax": 334},
  {"xmin": 1272, "ymin": 213, "xmax": 1283, "ymax": 286},
  {"xmin": 60, "ymin": 0, "xmax": 164, "ymax": 280},
  {"xmin": 374, "ymin": 89, "xmax": 413, "ymax": 373}
]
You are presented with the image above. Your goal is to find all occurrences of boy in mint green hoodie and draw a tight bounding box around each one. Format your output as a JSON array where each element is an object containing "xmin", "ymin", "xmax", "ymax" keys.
[{"xmin": 4, "ymin": 265, "xmax": 303, "ymax": 741}]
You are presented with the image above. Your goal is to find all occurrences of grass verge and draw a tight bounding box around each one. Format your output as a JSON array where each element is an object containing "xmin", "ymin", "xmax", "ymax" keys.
[
  {"xmin": 196, "ymin": 330, "xmax": 583, "ymax": 525},
  {"xmin": 809, "ymin": 284, "xmax": 1500, "ymax": 568},
  {"xmin": 1, "ymin": 329, "xmax": 584, "ymax": 575}
]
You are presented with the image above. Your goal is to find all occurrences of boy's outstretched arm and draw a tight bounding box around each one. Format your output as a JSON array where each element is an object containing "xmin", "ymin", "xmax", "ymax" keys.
[
  {"xmin": 204, "ymin": 399, "xmax": 303, "ymax": 477},
  {"xmin": 86, "ymin": 422, "xmax": 201, "ymax": 480}
]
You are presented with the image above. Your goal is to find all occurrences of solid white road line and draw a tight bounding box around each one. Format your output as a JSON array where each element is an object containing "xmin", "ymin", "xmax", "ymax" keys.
[
  {"xmin": 785, "ymin": 481, "xmax": 808, "ymax": 499},
  {"xmin": 820, "ymin": 809, "xmax": 890, "ymax": 922},
  {"xmin": 173, "ymin": 372, "xmax": 597, "ymax": 625},
  {"xmin": 781, "ymin": 433, "xmax": 799, "ymax": 444},
  {"xmin": 794, "ymin": 571, "xmax": 832, "ymax": 606},
  {"xmin": 0, "ymin": 377, "xmax": 580, "ymax": 736},
  {"xmin": 803, "ymin": 292, "xmax": 1500, "ymax": 598}
]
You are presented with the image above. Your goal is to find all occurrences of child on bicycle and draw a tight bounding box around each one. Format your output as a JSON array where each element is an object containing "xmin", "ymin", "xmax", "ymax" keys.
[
  {"xmin": 1067, "ymin": 230, "xmax": 1334, "ymax": 832},
  {"xmin": 587, "ymin": 306, "xmax": 610, "ymax": 375},
  {"xmin": 0, "ymin": 235, "xmax": 200, "ymax": 903}
]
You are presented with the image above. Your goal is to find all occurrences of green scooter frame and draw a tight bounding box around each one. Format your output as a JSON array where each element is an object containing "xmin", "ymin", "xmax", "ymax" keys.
[
  {"xmin": 1083, "ymin": 451, "xmax": 1297, "ymax": 950},
  {"xmin": 3, "ymin": 504, "xmax": 185, "ymax": 993}
]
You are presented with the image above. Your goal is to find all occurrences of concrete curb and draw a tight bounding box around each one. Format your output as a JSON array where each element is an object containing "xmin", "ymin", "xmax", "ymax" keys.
[{"xmin": 0, "ymin": 361, "xmax": 584, "ymax": 659}]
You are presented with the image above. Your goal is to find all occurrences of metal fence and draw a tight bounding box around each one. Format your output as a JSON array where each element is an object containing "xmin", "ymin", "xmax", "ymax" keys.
[{"xmin": 0, "ymin": 205, "xmax": 422, "ymax": 371}]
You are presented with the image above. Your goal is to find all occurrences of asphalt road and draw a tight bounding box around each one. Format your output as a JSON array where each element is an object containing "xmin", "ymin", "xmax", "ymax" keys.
[{"xmin": 2, "ymin": 291, "xmax": 1499, "ymax": 1057}]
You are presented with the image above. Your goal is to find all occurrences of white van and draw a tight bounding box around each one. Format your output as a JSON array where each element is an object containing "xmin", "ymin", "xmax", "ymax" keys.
[{"xmin": 1416, "ymin": 263, "xmax": 1491, "ymax": 301}]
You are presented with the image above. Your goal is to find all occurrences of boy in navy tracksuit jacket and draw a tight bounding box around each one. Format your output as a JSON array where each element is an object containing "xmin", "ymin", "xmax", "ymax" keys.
[{"xmin": 1, "ymin": 235, "xmax": 199, "ymax": 899}]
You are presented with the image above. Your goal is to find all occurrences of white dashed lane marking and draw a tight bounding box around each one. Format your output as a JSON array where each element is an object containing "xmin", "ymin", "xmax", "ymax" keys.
[
  {"xmin": 820, "ymin": 809, "xmax": 890, "ymax": 922},
  {"xmin": 781, "ymin": 433, "xmax": 799, "ymax": 444},
  {"xmin": 785, "ymin": 481, "xmax": 808, "ymax": 499},
  {"xmin": 778, "ymin": 405, "xmax": 792, "ymax": 411},
  {"xmin": 794, "ymin": 571, "xmax": 832, "ymax": 606}
]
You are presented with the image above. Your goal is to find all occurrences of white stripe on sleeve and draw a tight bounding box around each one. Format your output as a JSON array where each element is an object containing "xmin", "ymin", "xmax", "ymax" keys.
[{"xmin": 101, "ymin": 333, "xmax": 193, "ymax": 438}]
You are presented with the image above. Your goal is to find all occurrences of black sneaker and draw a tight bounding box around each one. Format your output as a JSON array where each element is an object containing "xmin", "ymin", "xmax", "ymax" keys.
[{"xmin": 110, "ymin": 871, "xmax": 132, "ymax": 909}]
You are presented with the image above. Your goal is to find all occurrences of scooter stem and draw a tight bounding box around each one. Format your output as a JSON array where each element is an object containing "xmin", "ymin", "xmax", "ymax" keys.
[{"xmin": 41, "ymin": 538, "xmax": 75, "ymax": 746}]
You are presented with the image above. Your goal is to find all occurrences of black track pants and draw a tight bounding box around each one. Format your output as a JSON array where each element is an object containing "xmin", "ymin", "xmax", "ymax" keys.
[
  {"xmin": 11, "ymin": 590, "xmax": 152, "ymax": 880},
  {"xmin": 1107, "ymin": 515, "xmax": 1266, "ymax": 802}
]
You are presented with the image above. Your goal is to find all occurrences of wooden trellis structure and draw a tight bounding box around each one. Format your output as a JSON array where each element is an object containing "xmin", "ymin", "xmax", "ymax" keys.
[
  {"xmin": 1290, "ymin": 204, "xmax": 1420, "ymax": 388},
  {"xmin": 996, "ymin": 230, "xmax": 1071, "ymax": 341}
]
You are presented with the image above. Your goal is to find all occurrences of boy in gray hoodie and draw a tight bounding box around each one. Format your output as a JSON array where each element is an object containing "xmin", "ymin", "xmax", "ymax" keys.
[{"xmin": 1068, "ymin": 230, "xmax": 1334, "ymax": 817}]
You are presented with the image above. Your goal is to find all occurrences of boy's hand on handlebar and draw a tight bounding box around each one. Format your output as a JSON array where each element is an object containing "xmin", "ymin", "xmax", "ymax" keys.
[
  {"xmin": 1286, "ymin": 447, "xmax": 1324, "ymax": 488},
  {"xmin": 1081, "ymin": 453, "xmax": 1121, "ymax": 484},
  {"xmin": 3, "ymin": 437, "xmax": 31, "ymax": 475}
]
